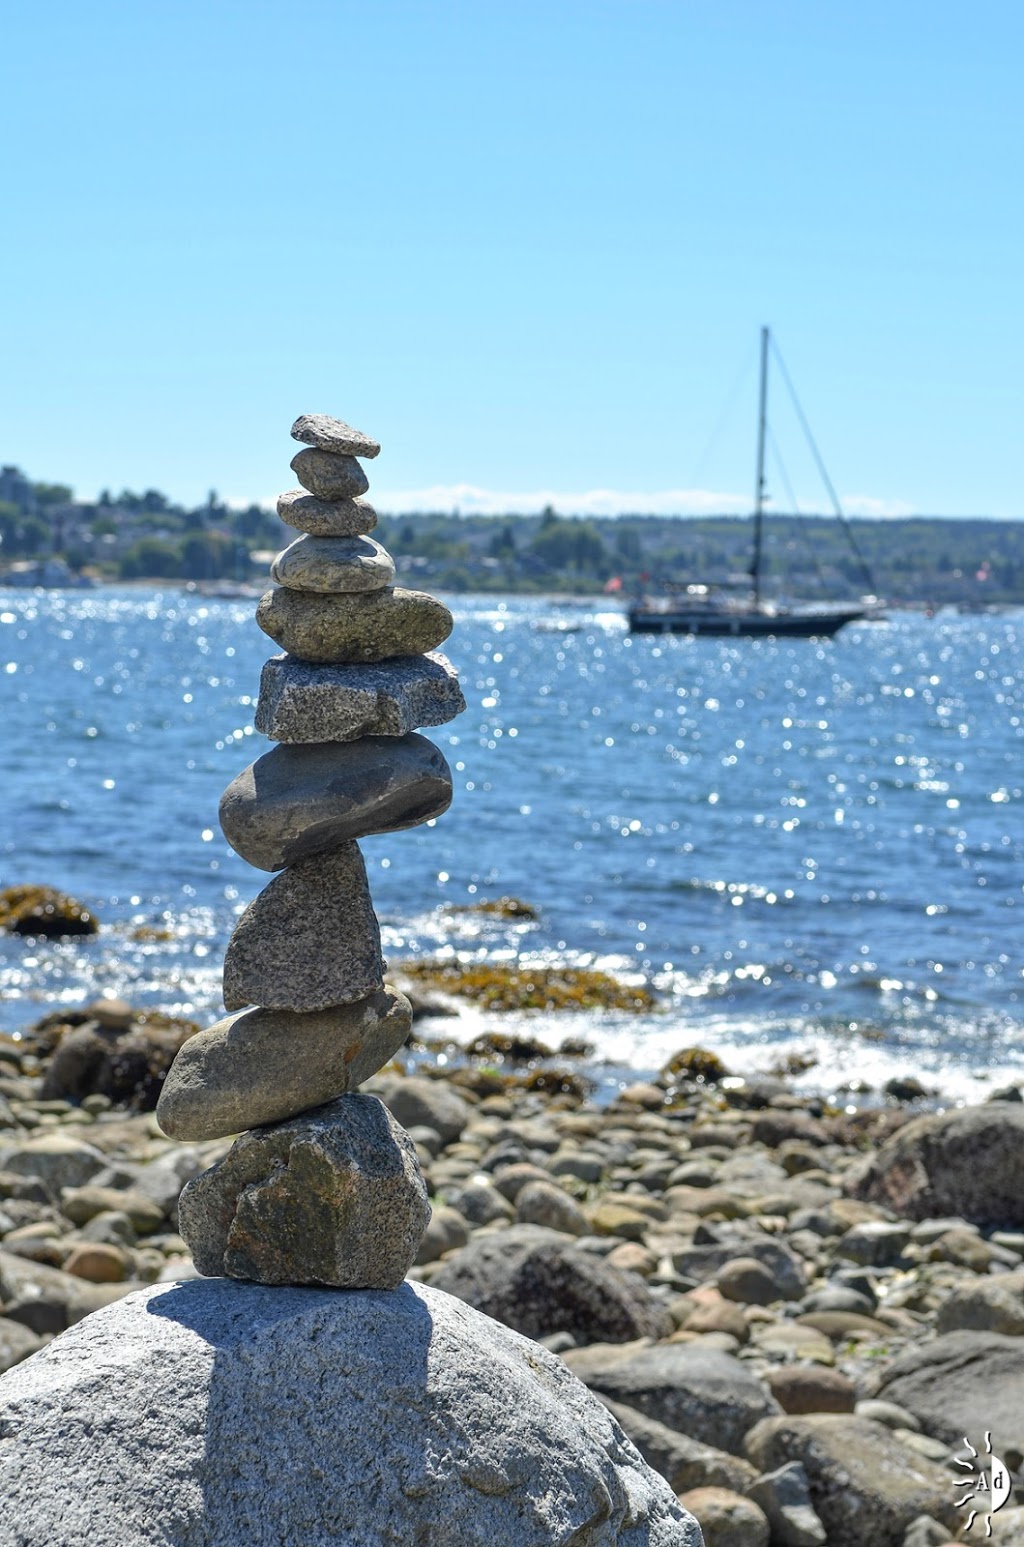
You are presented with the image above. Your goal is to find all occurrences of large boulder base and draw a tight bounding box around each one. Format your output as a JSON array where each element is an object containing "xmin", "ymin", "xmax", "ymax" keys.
[
  {"xmin": 871, "ymin": 1329, "xmax": 1024, "ymax": 1456},
  {"xmin": 178, "ymin": 1094, "xmax": 429, "ymax": 1289},
  {"xmin": 847, "ymin": 1102, "xmax": 1024, "ymax": 1226},
  {"xmin": 156, "ymin": 992, "xmax": 413, "ymax": 1141},
  {"xmin": 0, "ymin": 1278, "xmax": 701, "ymax": 1547},
  {"xmin": 218, "ymin": 734, "xmax": 452, "ymax": 871}
]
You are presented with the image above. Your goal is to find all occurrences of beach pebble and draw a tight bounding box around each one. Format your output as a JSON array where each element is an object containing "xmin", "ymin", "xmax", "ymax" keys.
[
  {"xmin": 289, "ymin": 447, "xmax": 369, "ymax": 500},
  {"xmin": 255, "ymin": 585, "xmax": 453, "ymax": 664},
  {"xmin": 63, "ymin": 1243, "xmax": 128, "ymax": 1284},
  {"xmin": 276, "ymin": 488, "xmax": 378, "ymax": 537},
  {"xmin": 847, "ymin": 1102, "xmax": 1024, "ymax": 1226},
  {"xmin": 745, "ymin": 1415, "xmax": 959, "ymax": 1547},
  {"xmin": 60, "ymin": 1185, "xmax": 163, "ymax": 1234},
  {"xmin": 0, "ymin": 1134, "xmax": 106, "ymax": 1197},
  {"xmin": 597, "ymin": 1395, "xmax": 760, "ymax": 1494},
  {"xmin": 414, "ymin": 1205, "xmax": 470, "ymax": 1265},
  {"xmin": 156, "ymin": 991, "xmax": 413, "ymax": 1142},
  {"xmin": 747, "ymin": 1462, "xmax": 827, "ymax": 1547},
  {"xmin": 270, "ymin": 534, "xmax": 395, "ymax": 593},
  {"xmin": 764, "ymin": 1365, "xmax": 857, "ymax": 1415},
  {"xmin": 678, "ymin": 1486, "xmax": 770, "ymax": 1547},
  {"xmin": 255, "ymin": 651, "xmax": 466, "ymax": 743},
  {"xmin": 222, "ymin": 844, "xmax": 382, "ymax": 1014},
  {"xmin": 368, "ymin": 1074, "xmax": 473, "ymax": 1146},
  {"xmin": 219, "ymin": 734, "xmax": 452, "ymax": 871},
  {"xmin": 0, "ymin": 1315, "xmax": 43, "ymax": 1374},
  {"xmin": 178, "ymin": 1094, "xmax": 429, "ymax": 1288},
  {"xmin": 290, "ymin": 413, "xmax": 380, "ymax": 459},
  {"xmin": 935, "ymin": 1275, "xmax": 1024, "ymax": 1336},
  {"xmin": 515, "ymin": 1179, "xmax": 588, "ymax": 1235},
  {"xmin": 716, "ymin": 1256, "xmax": 781, "ymax": 1306}
]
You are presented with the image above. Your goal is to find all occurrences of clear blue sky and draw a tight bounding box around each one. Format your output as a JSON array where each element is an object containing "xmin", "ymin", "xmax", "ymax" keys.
[{"xmin": 2, "ymin": 1, "xmax": 1022, "ymax": 518}]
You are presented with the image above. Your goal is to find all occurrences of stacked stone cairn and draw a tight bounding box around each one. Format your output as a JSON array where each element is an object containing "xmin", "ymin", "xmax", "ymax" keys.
[{"xmin": 156, "ymin": 414, "xmax": 466, "ymax": 1289}]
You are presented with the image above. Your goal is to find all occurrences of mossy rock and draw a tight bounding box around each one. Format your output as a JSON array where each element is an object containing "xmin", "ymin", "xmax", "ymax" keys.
[
  {"xmin": 400, "ymin": 961, "xmax": 655, "ymax": 1014},
  {"xmin": 659, "ymin": 1046, "xmax": 731, "ymax": 1085},
  {"xmin": 0, "ymin": 885, "xmax": 99, "ymax": 938},
  {"xmin": 514, "ymin": 1068, "xmax": 593, "ymax": 1101},
  {"xmin": 465, "ymin": 1031, "xmax": 555, "ymax": 1063},
  {"xmin": 449, "ymin": 896, "xmax": 538, "ymax": 920}
]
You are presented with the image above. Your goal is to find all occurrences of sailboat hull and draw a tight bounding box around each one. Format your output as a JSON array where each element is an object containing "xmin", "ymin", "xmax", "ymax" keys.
[{"xmin": 627, "ymin": 605, "xmax": 867, "ymax": 638}]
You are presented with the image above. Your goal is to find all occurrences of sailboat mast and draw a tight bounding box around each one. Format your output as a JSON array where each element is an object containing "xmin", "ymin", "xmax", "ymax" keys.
[{"xmin": 751, "ymin": 325, "xmax": 769, "ymax": 607}]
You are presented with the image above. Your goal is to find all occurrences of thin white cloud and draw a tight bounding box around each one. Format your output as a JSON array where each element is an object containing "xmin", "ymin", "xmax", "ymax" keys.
[{"xmin": 364, "ymin": 482, "xmax": 916, "ymax": 519}]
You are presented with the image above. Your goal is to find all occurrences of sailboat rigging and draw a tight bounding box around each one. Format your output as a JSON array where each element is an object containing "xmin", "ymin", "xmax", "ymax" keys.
[{"xmin": 629, "ymin": 327, "xmax": 878, "ymax": 637}]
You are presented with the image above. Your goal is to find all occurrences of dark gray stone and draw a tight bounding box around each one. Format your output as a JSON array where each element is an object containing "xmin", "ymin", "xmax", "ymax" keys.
[
  {"xmin": 598, "ymin": 1395, "xmax": 760, "ymax": 1494},
  {"xmin": 218, "ymin": 734, "xmax": 452, "ymax": 871},
  {"xmin": 0, "ymin": 1314, "xmax": 42, "ymax": 1374},
  {"xmin": 290, "ymin": 447, "xmax": 369, "ymax": 500},
  {"xmin": 368, "ymin": 1073, "xmax": 473, "ymax": 1146},
  {"xmin": 747, "ymin": 1463, "xmax": 827, "ymax": 1547},
  {"xmin": 270, "ymin": 534, "xmax": 394, "ymax": 593},
  {"xmin": 673, "ymin": 1239, "xmax": 806, "ymax": 1302},
  {"xmin": 873, "ymin": 1330, "xmax": 1024, "ymax": 1455},
  {"xmin": 276, "ymin": 488, "xmax": 378, "ymax": 537},
  {"xmin": 254, "ymin": 651, "xmax": 466, "ymax": 743},
  {"xmin": 156, "ymin": 991, "xmax": 413, "ymax": 1141},
  {"xmin": 744, "ymin": 1415, "xmax": 959, "ymax": 1547},
  {"xmin": 568, "ymin": 1341, "xmax": 778, "ymax": 1457},
  {"xmin": 255, "ymin": 585, "xmax": 453, "ymax": 665},
  {"xmin": 290, "ymin": 413, "xmax": 380, "ymax": 459},
  {"xmin": 847, "ymin": 1102, "xmax": 1024, "ymax": 1226},
  {"xmin": 222, "ymin": 843, "xmax": 382, "ymax": 1014},
  {"xmin": 178, "ymin": 1094, "xmax": 429, "ymax": 1288},
  {"xmin": 431, "ymin": 1223, "xmax": 673, "ymax": 1347},
  {"xmin": 0, "ymin": 1279, "xmax": 699, "ymax": 1547}
]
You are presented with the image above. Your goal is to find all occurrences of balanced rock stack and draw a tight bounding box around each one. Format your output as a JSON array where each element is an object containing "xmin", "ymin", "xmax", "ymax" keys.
[{"xmin": 156, "ymin": 414, "xmax": 466, "ymax": 1289}]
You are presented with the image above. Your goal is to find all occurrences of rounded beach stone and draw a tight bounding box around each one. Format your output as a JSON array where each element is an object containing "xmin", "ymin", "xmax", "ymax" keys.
[
  {"xmin": 270, "ymin": 534, "xmax": 395, "ymax": 594},
  {"xmin": 0, "ymin": 1278, "xmax": 699, "ymax": 1547},
  {"xmin": 254, "ymin": 651, "xmax": 466, "ymax": 743},
  {"xmin": 219, "ymin": 734, "xmax": 453, "ymax": 871},
  {"xmin": 222, "ymin": 843, "xmax": 382, "ymax": 1014},
  {"xmin": 178, "ymin": 1093, "xmax": 429, "ymax": 1287},
  {"xmin": 276, "ymin": 488, "xmax": 378, "ymax": 537},
  {"xmin": 290, "ymin": 447, "xmax": 370, "ymax": 501},
  {"xmin": 290, "ymin": 413, "xmax": 381, "ymax": 459},
  {"xmin": 156, "ymin": 991, "xmax": 413, "ymax": 1142},
  {"xmin": 255, "ymin": 585, "xmax": 453, "ymax": 665}
]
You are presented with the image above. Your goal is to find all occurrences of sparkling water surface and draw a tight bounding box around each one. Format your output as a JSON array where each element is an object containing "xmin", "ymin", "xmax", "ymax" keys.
[{"xmin": 1, "ymin": 587, "xmax": 1021, "ymax": 1103}]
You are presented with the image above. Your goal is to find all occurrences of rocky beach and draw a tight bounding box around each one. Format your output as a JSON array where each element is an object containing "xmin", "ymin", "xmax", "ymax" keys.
[{"xmin": 1, "ymin": 995, "xmax": 1023, "ymax": 1545}]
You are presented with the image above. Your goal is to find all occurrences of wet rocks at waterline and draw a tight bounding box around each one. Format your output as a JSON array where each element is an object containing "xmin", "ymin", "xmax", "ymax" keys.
[{"xmin": 156, "ymin": 414, "xmax": 467, "ymax": 1288}]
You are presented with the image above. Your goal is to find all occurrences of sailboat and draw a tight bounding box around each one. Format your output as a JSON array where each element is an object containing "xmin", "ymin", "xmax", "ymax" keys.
[{"xmin": 628, "ymin": 327, "xmax": 877, "ymax": 637}]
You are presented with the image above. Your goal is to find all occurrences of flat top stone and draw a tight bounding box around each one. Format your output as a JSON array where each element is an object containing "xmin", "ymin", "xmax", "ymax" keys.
[
  {"xmin": 290, "ymin": 414, "xmax": 380, "ymax": 458},
  {"xmin": 254, "ymin": 651, "xmax": 466, "ymax": 744}
]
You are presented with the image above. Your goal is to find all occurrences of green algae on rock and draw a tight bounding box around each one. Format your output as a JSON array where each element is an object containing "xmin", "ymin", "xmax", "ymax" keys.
[
  {"xmin": 397, "ymin": 961, "xmax": 655, "ymax": 1013},
  {"xmin": 0, "ymin": 886, "xmax": 98, "ymax": 938}
]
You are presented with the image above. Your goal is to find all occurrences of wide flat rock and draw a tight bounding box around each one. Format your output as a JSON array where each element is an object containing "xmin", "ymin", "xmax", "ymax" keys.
[
  {"xmin": 290, "ymin": 447, "xmax": 370, "ymax": 501},
  {"xmin": 219, "ymin": 733, "xmax": 452, "ymax": 870},
  {"xmin": 276, "ymin": 489, "xmax": 378, "ymax": 537},
  {"xmin": 871, "ymin": 1329, "xmax": 1024, "ymax": 1455},
  {"xmin": 256, "ymin": 585, "xmax": 453, "ymax": 665},
  {"xmin": 177, "ymin": 1094, "xmax": 429, "ymax": 1288},
  {"xmin": 0, "ymin": 1278, "xmax": 699, "ymax": 1547},
  {"xmin": 290, "ymin": 413, "xmax": 380, "ymax": 459},
  {"xmin": 254, "ymin": 651, "xmax": 466, "ymax": 743},
  {"xmin": 156, "ymin": 991, "xmax": 413, "ymax": 1141},
  {"xmin": 222, "ymin": 843, "xmax": 382, "ymax": 1013},
  {"xmin": 270, "ymin": 534, "xmax": 395, "ymax": 593}
]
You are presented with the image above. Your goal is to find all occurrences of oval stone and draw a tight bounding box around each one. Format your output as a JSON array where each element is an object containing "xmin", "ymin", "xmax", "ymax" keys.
[
  {"xmin": 256, "ymin": 586, "xmax": 453, "ymax": 665},
  {"xmin": 219, "ymin": 734, "xmax": 453, "ymax": 870},
  {"xmin": 270, "ymin": 535, "xmax": 395, "ymax": 594},
  {"xmin": 222, "ymin": 843, "xmax": 382, "ymax": 1014},
  {"xmin": 276, "ymin": 489, "xmax": 377, "ymax": 537},
  {"xmin": 290, "ymin": 414, "xmax": 380, "ymax": 459},
  {"xmin": 290, "ymin": 448, "xmax": 369, "ymax": 501},
  {"xmin": 156, "ymin": 990, "xmax": 413, "ymax": 1141}
]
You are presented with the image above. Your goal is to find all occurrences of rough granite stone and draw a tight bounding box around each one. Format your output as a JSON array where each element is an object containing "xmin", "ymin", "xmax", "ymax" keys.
[
  {"xmin": 222, "ymin": 843, "xmax": 382, "ymax": 1013},
  {"xmin": 254, "ymin": 651, "xmax": 466, "ymax": 743},
  {"xmin": 290, "ymin": 413, "xmax": 381, "ymax": 459},
  {"xmin": 290, "ymin": 447, "xmax": 370, "ymax": 501},
  {"xmin": 156, "ymin": 991, "xmax": 413, "ymax": 1141},
  {"xmin": 255, "ymin": 585, "xmax": 453, "ymax": 665},
  {"xmin": 219, "ymin": 734, "xmax": 452, "ymax": 870},
  {"xmin": 270, "ymin": 534, "xmax": 395, "ymax": 594},
  {"xmin": 847, "ymin": 1102, "xmax": 1024, "ymax": 1226},
  {"xmin": 872, "ymin": 1329, "xmax": 1024, "ymax": 1455},
  {"xmin": 0, "ymin": 1278, "xmax": 700, "ymax": 1547},
  {"xmin": 276, "ymin": 488, "xmax": 378, "ymax": 537},
  {"xmin": 178, "ymin": 1094, "xmax": 429, "ymax": 1288}
]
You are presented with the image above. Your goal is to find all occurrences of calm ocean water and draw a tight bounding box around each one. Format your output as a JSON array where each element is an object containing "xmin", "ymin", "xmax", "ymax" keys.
[{"xmin": 1, "ymin": 586, "xmax": 1022, "ymax": 1103}]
